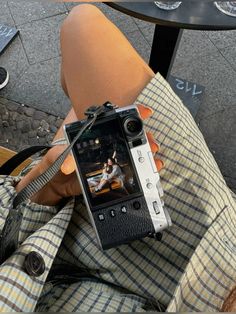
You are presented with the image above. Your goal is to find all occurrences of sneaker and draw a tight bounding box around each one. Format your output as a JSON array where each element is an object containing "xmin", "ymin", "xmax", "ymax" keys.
[{"xmin": 0, "ymin": 67, "xmax": 9, "ymax": 90}]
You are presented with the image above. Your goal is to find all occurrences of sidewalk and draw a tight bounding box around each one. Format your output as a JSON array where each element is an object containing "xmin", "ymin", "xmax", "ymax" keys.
[{"xmin": 0, "ymin": 1, "xmax": 235, "ymax": 192}]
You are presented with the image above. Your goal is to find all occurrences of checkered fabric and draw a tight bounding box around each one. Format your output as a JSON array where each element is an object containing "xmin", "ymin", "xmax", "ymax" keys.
[{"xmin": 0, "ymin": 73, "xmax": 235, "ymax": 312}]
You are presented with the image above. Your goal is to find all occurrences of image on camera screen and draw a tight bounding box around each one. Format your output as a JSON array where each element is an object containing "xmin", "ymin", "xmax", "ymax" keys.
[{"xmin": 73, "ymin": 117, "xmax": 142, "ymax": 208}]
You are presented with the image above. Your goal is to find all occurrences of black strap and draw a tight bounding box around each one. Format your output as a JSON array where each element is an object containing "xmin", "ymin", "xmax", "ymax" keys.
[{"xmin": 0, "ymin": 145, "xmax": 50, "ymax": 176}]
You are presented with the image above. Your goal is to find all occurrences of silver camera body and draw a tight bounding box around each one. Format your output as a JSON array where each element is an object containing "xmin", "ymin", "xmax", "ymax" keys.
[{"xmin": 64, "ymin": 104, "xmax": 171, "ymax": 249}]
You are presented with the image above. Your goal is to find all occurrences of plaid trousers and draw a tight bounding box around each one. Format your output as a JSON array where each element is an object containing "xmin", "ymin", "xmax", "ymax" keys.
[{"xmin": 0, "ymin": 73, "xmax": 235, "ymax": 312}]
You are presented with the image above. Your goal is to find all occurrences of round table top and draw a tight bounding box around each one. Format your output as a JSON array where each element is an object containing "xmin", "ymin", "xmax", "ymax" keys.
[{"xmin": 106, "ymin": 2, "xmax": 236, "ymax": 30}]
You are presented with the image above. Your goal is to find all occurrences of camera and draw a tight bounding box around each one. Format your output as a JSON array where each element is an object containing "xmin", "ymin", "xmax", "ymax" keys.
[{"xmin": 64, "ymin": 103, "xmax": 171, "ymax": 250}]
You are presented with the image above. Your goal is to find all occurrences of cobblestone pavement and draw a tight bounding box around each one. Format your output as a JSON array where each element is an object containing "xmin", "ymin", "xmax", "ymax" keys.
[{"xmin": 0, "ymin": 97, "xmax": 63, "ymax": 151}]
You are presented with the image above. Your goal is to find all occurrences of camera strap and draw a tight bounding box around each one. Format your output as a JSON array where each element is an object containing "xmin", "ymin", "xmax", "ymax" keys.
[
  {"xmin": 13, "ymin": 104, "xmax": 114, "ymax": 208},
  {"xmin": 0, "ymin": 103, "xmax": 115, "ymax": 264}
]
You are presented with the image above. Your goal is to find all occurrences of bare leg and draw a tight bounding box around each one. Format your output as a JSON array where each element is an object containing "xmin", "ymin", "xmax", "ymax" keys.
[
  {"xmin": 59, "ymin": 4, "xmax": 154, "ymax": 124},
  {"xmin": 16, "ymin": 4, "xmax": 155, "ymax": 204}
]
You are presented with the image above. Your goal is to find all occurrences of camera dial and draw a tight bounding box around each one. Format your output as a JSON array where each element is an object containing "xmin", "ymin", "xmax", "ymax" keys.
[{"xmin": 123, "ymin": 116, "xmax": 143, "ymax": 137}]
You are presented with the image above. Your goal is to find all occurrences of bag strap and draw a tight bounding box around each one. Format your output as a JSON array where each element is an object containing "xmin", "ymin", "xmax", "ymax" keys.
[{"xmin": 0, "ymin": 145, "xmax": 50, "ymax": 176}]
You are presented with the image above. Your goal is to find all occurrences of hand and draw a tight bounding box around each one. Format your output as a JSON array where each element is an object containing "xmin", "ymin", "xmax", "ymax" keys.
[
  {"xmin": 61, "ymin": 104, "xmax": 164, "ymax": 175},
  {"xmin": 16, "ymin": 104, "xmax": 164, "ymax": 206}
]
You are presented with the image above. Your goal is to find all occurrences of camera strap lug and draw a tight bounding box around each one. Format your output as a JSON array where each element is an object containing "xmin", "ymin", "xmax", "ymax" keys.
[{"xmin": 84, "ymin": 102, "xmax": 117, "ymax": 119}]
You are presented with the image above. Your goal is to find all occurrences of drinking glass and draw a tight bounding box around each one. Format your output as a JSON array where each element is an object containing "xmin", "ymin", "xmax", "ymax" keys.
[
  {"xmin": 154, "ymin": 1, "xmax": 182, "ymax": 10},
  {"xmin": 214, "ymin": 1, "xmax": 236, "ymax": 17}
]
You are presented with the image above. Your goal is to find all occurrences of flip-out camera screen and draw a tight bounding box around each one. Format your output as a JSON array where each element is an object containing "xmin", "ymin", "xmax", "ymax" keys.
[{"xmin": 72, "ymin": 116, "xmax": 142, "ymax": 208}]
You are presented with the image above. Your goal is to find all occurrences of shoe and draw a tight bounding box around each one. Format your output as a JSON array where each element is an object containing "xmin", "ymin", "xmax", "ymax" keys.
[{"xmin": 0, "ymin": 67, "xmax": 9, "ymax": 90}]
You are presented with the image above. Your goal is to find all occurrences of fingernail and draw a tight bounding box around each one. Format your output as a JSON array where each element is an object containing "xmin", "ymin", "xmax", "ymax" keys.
[
  {"xmin": 153, "ymin": 141, "xmax": 160, "ymax": 152},
  {"xmin": 61, "ymin": 155, "xmax": 76, "ymax": 175},
  {"xmin": 143, "ymin": 105, "xmax": 154, "ymax": 116},
  {"xmin": 156, "ymin": 159, "xmax": 164, "ymax": 171}
]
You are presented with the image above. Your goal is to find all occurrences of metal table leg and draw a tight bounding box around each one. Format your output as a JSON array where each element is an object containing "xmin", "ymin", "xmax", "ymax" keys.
[{"xmin": 149, "ymin": 24, "xmax": 183, "ymax": 79}]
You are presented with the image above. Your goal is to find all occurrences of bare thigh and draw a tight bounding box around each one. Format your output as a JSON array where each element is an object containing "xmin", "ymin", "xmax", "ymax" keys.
[{"xmin": 54, "ymin": 4, "xmax": 154, "ymax": 140}]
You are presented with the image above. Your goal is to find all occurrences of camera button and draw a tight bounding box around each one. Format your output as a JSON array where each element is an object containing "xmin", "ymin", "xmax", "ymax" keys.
[
  {"xmin": 98, "ymin": 214, "xmax": 105, "ymax": 221},
  {"xmin": 138, "ymin": 157, "xmax": 145, "ymax": 163},
  {"xmin": 146, "ymin": 183, "xmax": 153, "ymax": 189},
  {"xmin": 121, "ymin": 206, "xmax": 127, "ymax": 213},
  {"xmin": 133, "ymin": 201, "xmax": 141, "ymax": 210},
  {"xmin": 153, "ymin": 201, "xmax": 160, "ymax": 215},
  {"xmin": 110, "ymin": 210, "xmax": 116, "ymax": 217}
]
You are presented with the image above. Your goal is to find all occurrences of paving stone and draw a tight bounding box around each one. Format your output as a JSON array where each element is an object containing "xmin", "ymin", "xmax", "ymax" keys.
[
  {"xmin": 8, "ymin": 0, "xmax": 67, "ymax": 26},
  {"xmin": 28, "ymin": 130, "xmax": 37, "ymax": 138},
  {"xmin": 24, "ymin": 107, "xmax": 35, "ymax": 117},
  {"xmin": 208, "ymin": 145, "xmax": 236, "ymax": 183},
  {"xmin": 46, "ymin": 134, "xmax": 54, "ymax": 143},
  {"xmin": 16, "ymin": 120, "xmax": 24, "ymax": 130},
  {"xmin": 0, "ymin": 100, "xmax": 60, "ymax": 152},
  {"xmin": 19, "ymin": 14, "xmax": 66, "ymax": 64},
  {"xmin": 125, "ymin": 30, "xmax": 151, "ymax": 63},
  {"xmin": 225, "ymin": 177, "xmax": 236, "ymax": 194},
  {"xmin": 55, "ymin": 118, "xmax": 63, "ymax": 128},
  {"xmin": 21, "ymin": 120, "xmax": 31, "ymax": 133},
  {"xmin": 2, "ymin": 121, "xmax": 9, "ymax": 127},
  {"xmin": 133, "ymin": 17, "xmax": 151, "ymax": 30},
  {"xmin": 219, "ymin": 45, "xmax": 236, "ymax": 72},
  {"xmin": 64, "ymin": 2, "xmax": 83, "ymax": 11},
  {"xmin": 206, "ymin": 30, "xmax": 236, "ymax": 50},
  {"xmin": 0, "ymin": 37, "xmax": 29, "ymax": 99},
  {"xmin": 11, "ymin": 112, "xmax": 18, "ymax": 121},
  {"xmin": 95, "ymin": 3, "xmax": 139, "ymax": 34},
  {"xmin": 7, "ymin": 101, "xmax": 19, "ymax": 111},
  {"xmin": 32, "ymin": 120, "xmax": 40, "ymax": 129},
  {"xmin": 2, "ymin": 57, "xmax": 70, "ymax": 117},
  {"xmin": 171, "ymin": 50, "xmax": 236, "ymax": 120},
  {"xmin": 28, "ymin": 137, "xmax": 40, "ymax": 146},
  {"xmin": 176, "ymin": 30, "xmax": 218, "ymax": 60},
  {"xmin": 38, "ymin": 137, "xmax": 47, "ymax": 145},
  {"xmin": 0, "ymin": 97, "xmax": 9, "ymax": 105},
  {"xmin": 50, "ymin": 125, "xmax": 57, "ymax": 133},
  {"xmin": 199, "ymin": 106, "xmax": 236, "ymax": 149},
  {"xmin": 139, "ymin": 24, "xmax": 155, "ymax": 47},
  {"xmin": 47, "ymin": 115, "xmax": 57, "ymax": 124},
  {"xmin": 199, "ymin": 106, "xmax": 236, "ymax": 182},
  {"xmin": 40, "ymin": 120, "xmax": 50, "ymax": 130},
  {"xmin": 37, "ymin": 129, "xmax": 48, "ymax": 137},
  {"xmin": 2, "ymin": 113, "xmax": 9, "ymax": 120},
  {"xmin": 17, "ymin": 106, "xmax": 25, "ymax": 114},
  {"xmin": 34, "ymin": 110, "xmax": 47, "ymax": 120},
  {"xmin": 0, "ymin": 105, "xmax": 7, "ymax": 115},
  {"xmin": 9, "ymin": 119, "xmax": 14, "ymax": 126},
  {"xmin": 0, "ymin": 1, "xmax": 15, "ymax": 26}
]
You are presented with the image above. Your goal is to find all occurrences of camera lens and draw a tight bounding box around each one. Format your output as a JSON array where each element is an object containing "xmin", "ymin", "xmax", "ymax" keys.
[{"xmin": 123, "ymin": 116, "xmax": 143, "ymax": 136}]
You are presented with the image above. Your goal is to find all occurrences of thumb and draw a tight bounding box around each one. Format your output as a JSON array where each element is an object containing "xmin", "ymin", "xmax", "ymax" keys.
[{"xmin": 61, "ymin": 154, "xmax": 76, "ymax": 175}]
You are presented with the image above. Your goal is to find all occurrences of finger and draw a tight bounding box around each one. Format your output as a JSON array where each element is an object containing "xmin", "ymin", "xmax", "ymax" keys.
[
  {"xmin": 61, "ymin": 154, "xmax": 76, "ymax": 175},
  {"xmin": 154, "ymin": 158, "xmax": 164, "ymax": 172},
  {"xmin": 137, "ymin": 104, "xmax": 154, "ymax": 120},
  {"xmin": 146, "ymin": 132, "xmax": 160, "ymax": 153}
]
